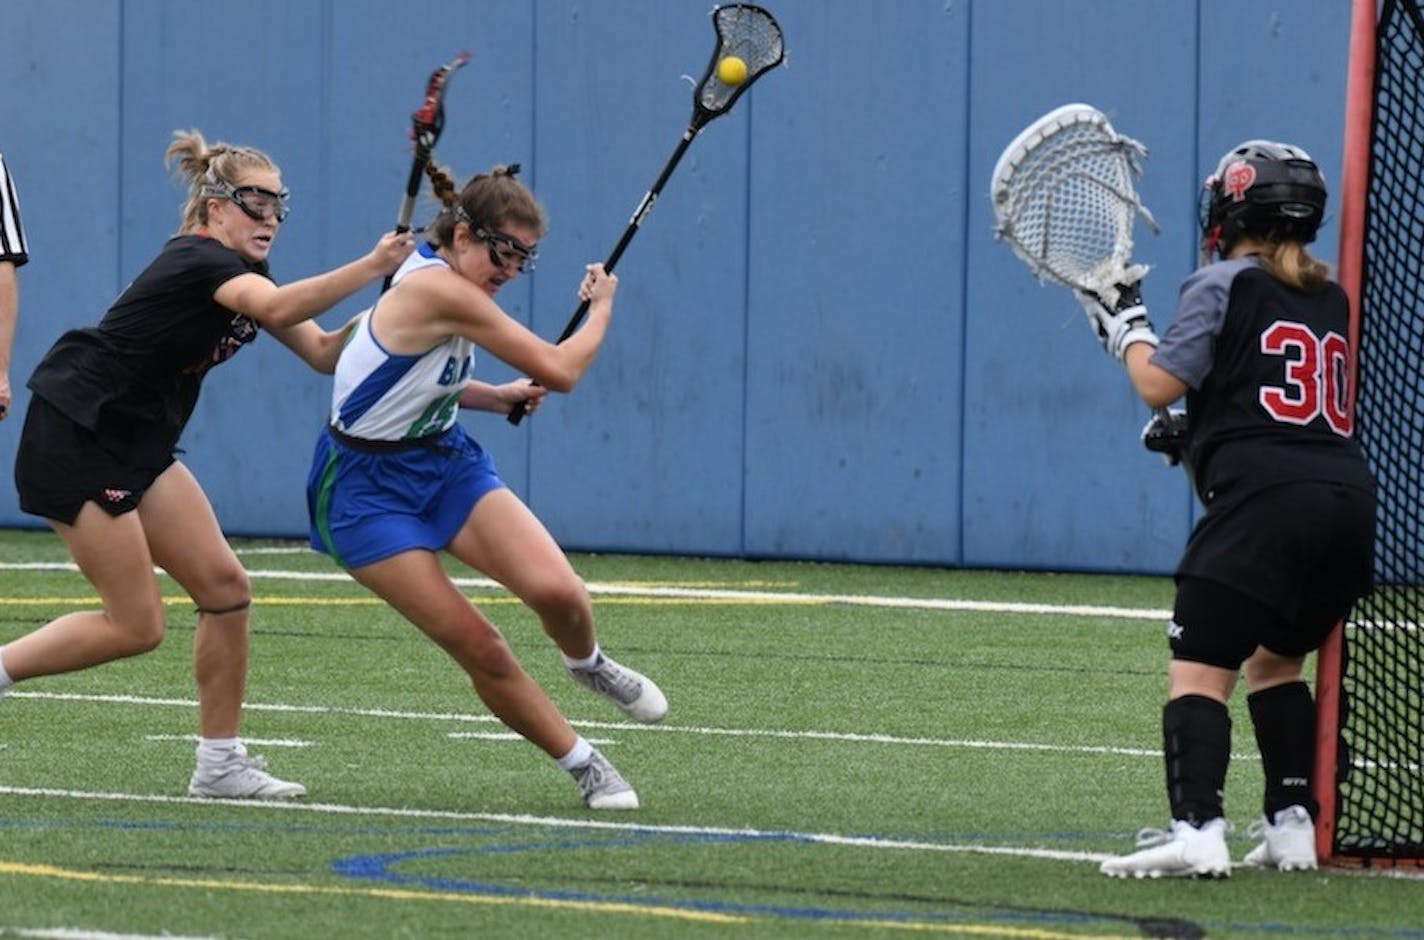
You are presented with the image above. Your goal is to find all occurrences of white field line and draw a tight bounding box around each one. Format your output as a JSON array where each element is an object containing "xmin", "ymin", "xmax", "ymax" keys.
[
  {"xmin": 0, "ymin": 784, "xmax": 1109, "ymax": 864},
  {"xmin": 0, "ymin": 929, "xmax": 220, "ymax": 940},
  {"xmin": 446, "ymin": 732, "xmax": 616, "ymax": 745},
  {"xmin": 0, "ymin": 929, "xmax": 221, "ymax": 940},
  {"xmin": 8, "ymin": 690, "xmax": 1260, "ymax": 762},
  {"xmin": 234, "ymin": 546, "xmax": 317, "ymax": 554},
  {"xmin": 2, "ymin": 560, "xmax": 1170, "ymax": 620},
  {"xmin": 143, "ymin": 734, "xmax": 313, "ymax": 748}
]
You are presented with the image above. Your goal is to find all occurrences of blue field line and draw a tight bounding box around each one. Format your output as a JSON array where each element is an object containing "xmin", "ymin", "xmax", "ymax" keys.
[
  {"xmin": 329, "ymin": 835, "xmax": 1129, "ymax": 932},
  {"xmin": 327, "ymin": 835, "xmax": 1424, "ymax": 936}
]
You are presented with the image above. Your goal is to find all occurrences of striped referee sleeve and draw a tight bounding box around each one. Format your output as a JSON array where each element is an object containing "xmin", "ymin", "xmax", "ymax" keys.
[{"xmin": 0, "ymin": 153, "xmax": 28, "ymax": 267}]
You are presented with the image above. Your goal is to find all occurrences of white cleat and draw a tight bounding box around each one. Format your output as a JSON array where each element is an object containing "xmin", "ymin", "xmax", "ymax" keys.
[
  {"xmin": 188, "ymin": 753, "xmax": 307, "ymax": 800},
  {"xmin": 1100, "ymin": 818, "xmax": 1231, "ymax": 879},
  {"xmin": 1243, "ymin": 804, "xmax": 1318, "ymax": 871}
]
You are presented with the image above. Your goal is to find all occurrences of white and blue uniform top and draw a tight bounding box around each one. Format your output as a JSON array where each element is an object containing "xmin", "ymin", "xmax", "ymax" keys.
[{"xmin": 329, "ymin": 242, "xmax": 473, "ymax": 441}]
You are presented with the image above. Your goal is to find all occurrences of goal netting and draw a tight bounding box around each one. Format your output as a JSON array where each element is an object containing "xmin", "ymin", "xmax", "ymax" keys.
[{"xmin": 1317, "ymin": 0, "xmax": 1424, "ymax": 866}]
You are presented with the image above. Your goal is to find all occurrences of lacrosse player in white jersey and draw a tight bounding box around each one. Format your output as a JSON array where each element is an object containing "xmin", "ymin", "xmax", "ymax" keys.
[{"xmin": 306, "ymin": 163, "xmax": 666, "ymax": 811}]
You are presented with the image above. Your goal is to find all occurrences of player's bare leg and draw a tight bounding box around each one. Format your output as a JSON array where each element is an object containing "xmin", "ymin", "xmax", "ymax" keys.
[
  {"xmin": 349, "ymin": 547, "xmax": 637, "ymax": 808},
  {"xmin": 140, "ymin": 461, "xmax": 304, "ymax": 799},
  {"xmin": 447, "ymin": 488, "xmax": 667, "ymax": 723},
  {"xmin": 1, "ymin": 503, "xmax": 165, "ymax": 678}
]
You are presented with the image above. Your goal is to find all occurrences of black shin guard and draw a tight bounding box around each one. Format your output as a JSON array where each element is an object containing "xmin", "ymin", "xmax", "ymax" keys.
[
  {"xmin": 1163, "ymin": 695, "xmax": 1231, "ymax": 825},
  {"xmin": 1248, "ymin": 681, "xmax": 1319, "ymax": 821}
]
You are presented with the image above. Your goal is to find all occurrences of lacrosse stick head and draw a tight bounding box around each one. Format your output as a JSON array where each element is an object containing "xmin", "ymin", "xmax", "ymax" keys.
[
  {"xmin": 690, "ymin": 4, "xmax": 786, "ymax": 129},
  {"xmin": 991, "ymin": 103, "xmax": 1158, "ymax": 307},
  {"xmin": 411, "ymin": 51, "xmax": 471, "ymax": 155}
]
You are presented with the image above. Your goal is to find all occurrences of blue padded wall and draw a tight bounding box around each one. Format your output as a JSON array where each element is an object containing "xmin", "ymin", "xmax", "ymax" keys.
[{"xmin": 0, "ymin": 0, "xmax": 1354, "ymax": 574}]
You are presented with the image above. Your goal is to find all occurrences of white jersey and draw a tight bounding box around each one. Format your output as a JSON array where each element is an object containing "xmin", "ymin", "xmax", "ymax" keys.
[{"xmin": 329, "ymin": 244, "xmax": 474, "ymax": 441}]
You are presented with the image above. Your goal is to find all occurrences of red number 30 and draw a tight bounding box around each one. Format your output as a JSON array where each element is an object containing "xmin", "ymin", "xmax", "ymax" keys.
[{"xmin": 1259, "ymin": 321, "xmax": 1353, "ymax": 436}]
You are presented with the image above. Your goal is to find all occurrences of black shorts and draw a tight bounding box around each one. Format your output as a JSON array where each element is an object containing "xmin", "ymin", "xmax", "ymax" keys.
[
  {"xmin": 1171, "ymin": 576, "xmax": 1351, "ymax": 669},
  {"xmin": 13, "ymin": 396, "xmax": 173, "ymax": 525},
  {"xmin": 1171, "ymin": 480, "xmax": 1376, "ymax": 669}
]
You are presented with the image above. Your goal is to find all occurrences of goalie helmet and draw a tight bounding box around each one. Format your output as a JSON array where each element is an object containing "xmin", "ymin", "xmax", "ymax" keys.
[{"xmin": 1199, "ymin": 140, "xmax": 1327, "ymax": 261}]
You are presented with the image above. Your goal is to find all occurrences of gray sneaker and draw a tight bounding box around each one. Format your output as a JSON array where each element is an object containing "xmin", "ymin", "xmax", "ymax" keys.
[
  {"xmin": 571, "ymin": 750, "xmax": 639, "ymax": 810},
  {"xmin": 567, "ymin": 654, "xmax": 668, "ymax": 723},
  {"xmin": 188, "ymin": 753, "xmax": 307, "ymax": 800}
]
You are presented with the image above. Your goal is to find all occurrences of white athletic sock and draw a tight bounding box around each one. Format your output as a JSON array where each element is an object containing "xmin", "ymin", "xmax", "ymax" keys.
[
  {"xmin": 196, "ymin": 737, "xmax": 244, "ymax": 765},
  {"xmin": 555, "ymin": 736, "xmax": 594, "ymax": 771},
  {"xmin": 562, "ymin": 645, "xmax": 601, "ymax": 672},
  {"xmin": 0, "ymin": 648, "xmax": 12, "ymax": 693}
]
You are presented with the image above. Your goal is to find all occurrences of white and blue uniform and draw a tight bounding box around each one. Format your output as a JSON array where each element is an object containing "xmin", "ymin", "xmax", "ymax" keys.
[{"xmin": 306, "ymin": 243, "xmax": 505, "ymax": 568}]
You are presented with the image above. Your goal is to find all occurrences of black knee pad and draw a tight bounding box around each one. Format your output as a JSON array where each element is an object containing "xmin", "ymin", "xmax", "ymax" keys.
[{"xmin": 195, "ymin": 597, "xmax": 252, "ymax": 616}]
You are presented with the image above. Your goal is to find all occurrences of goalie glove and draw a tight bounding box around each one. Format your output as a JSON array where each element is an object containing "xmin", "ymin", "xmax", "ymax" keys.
[
  {"xmin": 1141, "ymin": 408, "xmax": 1189, "ymax": 467},
  {"xmin": 1078, "ymin": 279, "xmax": 1159, "ymax": 362}
]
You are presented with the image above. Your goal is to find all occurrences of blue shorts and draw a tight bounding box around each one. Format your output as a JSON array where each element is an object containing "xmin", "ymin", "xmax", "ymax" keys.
[{"xmin": 306, "ymin": 424, "xmax": 505, "ymax": 569}]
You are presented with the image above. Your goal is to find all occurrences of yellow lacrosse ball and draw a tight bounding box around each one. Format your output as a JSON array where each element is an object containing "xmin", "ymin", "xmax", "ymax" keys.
[{"xmin": 717, "ymin": 55, "xmax": 748, "ymax": 86}]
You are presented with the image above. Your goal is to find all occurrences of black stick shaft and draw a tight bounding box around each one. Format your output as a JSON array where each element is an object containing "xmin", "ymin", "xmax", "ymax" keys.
[
  {"xmin": 508, "ymin": 127, "xmax": 699, "ymax": 425},
  {"xmin": 382, "ymin": 156, "xmax": 431, "ymax": 292}
]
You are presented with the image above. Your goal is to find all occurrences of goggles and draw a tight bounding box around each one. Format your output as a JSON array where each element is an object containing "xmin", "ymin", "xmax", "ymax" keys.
[
  {"xmin": 203, "ymin": 179, "xmax": 290, "ymax": 223},
  {"xmin": 473, "ymin": 225, "xmax": 538, "ymax": 273}
]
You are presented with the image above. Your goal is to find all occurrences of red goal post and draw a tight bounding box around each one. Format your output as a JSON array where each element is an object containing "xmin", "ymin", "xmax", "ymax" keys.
[{"xmin": 1313, "ymin": 0, "xmax": 1424, "ymax": 869}]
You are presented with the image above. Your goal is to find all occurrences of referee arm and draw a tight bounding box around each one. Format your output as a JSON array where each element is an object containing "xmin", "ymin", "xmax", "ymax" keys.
[{"xmin": 0, "ymin": 153, "xmax": 29, "ymax": 421}]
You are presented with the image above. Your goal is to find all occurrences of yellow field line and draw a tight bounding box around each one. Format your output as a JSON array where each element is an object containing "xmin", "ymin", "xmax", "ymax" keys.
[
  {"xmin": 0, "ymin": 859, "xmax": 1133, "ymax": 937},
  {"xmin": 0, "ymin": 859, "xmax": 746, "ymax": 924}
]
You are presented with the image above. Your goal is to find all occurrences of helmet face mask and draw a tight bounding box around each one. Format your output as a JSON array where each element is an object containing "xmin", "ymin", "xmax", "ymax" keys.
[{"xmin": 1199, "ymin": 139, "xmax": 1328, "ymax": 261}]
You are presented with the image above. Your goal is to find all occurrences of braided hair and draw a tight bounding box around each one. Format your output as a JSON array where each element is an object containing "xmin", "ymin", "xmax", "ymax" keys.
[{"xmin": 424, "ymin": 162, "xmax": 548, "ymax": 248}]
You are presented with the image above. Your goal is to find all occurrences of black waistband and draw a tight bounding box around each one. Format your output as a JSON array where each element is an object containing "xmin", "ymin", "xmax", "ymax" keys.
[{"xmin": 327, "ymin": 424, "xmax": 448, "ymax": 453}]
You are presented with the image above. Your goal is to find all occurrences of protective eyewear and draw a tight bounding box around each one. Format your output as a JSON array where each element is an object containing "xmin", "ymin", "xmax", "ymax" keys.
[
  {"xmin": 474, "ymin": 226, "xmax": 537, "ymax": 273},
  {"xmin": 204, "ymin": 180, "xmax": 290, "ymax": 223}
]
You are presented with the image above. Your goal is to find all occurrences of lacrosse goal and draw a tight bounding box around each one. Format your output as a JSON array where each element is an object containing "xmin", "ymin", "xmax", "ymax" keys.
[{"xmin": 1314, "ymin": 0, "xmax": 1424, "ymax": 867}]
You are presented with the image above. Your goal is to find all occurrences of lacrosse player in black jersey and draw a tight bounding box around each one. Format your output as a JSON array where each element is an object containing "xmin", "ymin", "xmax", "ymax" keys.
[
  {"xmin": 1083, "ymin": 141, "xmax": 1377, "ymax": 878},
  {"xmin": 3, "ymin": 130, "xmax": 412, "ymax": 799}
]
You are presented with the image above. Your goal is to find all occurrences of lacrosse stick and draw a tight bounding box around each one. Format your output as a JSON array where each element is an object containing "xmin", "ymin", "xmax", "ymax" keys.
[
  {"xmin": 508, "ymin": 3, "xmax": 786, "ymax": 425},
  {"xmin": 990, "ymin": 103, "xmax": 1180, "ymax": 453},
  {"xmin": 382, "ymin": 51, "xmax": 470, "ymax": 293}
]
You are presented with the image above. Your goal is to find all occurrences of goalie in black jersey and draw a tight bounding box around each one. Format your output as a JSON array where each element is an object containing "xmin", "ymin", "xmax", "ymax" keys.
[{"xmin": 1083, "ymin": 140, "xmax": 1377, "ymax": 878}]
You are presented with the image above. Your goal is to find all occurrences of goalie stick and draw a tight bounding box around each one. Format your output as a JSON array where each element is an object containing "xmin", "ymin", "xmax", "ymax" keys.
[{"xmin": 990, "ymin": 103, "xmax": 1178, "ymax": 454}]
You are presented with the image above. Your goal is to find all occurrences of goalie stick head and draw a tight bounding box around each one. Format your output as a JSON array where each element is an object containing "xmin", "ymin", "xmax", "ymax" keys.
[
  {"xmin": 990, "ymin": 103, "xmax": 1158, "ymax": 309},
  {"xmin": 1199, "ymin": 139, "xmax": 1327, "ymax": 261}
]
